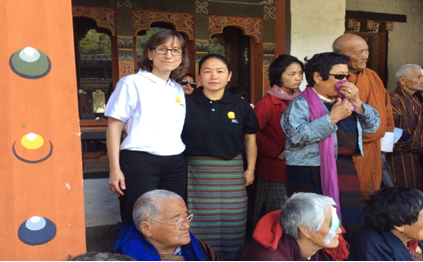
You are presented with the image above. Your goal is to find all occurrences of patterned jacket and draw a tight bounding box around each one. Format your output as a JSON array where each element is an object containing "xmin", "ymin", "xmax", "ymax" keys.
[{"xmin": 281, "ymin": 95, "xmax": 380, "ymax": 166}]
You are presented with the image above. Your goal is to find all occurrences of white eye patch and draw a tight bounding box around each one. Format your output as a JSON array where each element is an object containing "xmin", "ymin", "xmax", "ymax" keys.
[{"xmin": 322, "ymin": 206, "xmax": 340, "ymax": 244}]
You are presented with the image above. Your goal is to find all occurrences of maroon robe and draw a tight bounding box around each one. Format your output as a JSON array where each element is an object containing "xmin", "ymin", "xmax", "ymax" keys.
[
  {"xmin": 235, "ymin": 233, "xmax": 333, "ymax": 261},
  {"xmin": 387, "ymin": 86, "xmax": 423, "ymax": 189}
]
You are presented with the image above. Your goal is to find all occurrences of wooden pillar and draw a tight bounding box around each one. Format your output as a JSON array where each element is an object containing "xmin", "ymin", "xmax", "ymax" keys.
[
  {"xmin": 274, "ymin": 0, "xmax": 287, "ymax": 55},
  {"xmin": 194, "ymin": 0, "xmax": 210, "ymax": 80},
  {"xmin": 116, "ymin": 3, "xmax": 135, "ymax": 78},
  {"xmin": 1, "ymin": 0, "xmax": 85, "ymax": 259}
]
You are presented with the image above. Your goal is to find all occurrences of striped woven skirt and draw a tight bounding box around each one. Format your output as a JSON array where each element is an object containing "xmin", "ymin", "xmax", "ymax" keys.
[
  {"xmin": 287, "ymin": 156, "xmax": 365, "ymax": 242},
  {"xmin": 187, "ymin": 154, "xmax": 247, "ymax": 260}
]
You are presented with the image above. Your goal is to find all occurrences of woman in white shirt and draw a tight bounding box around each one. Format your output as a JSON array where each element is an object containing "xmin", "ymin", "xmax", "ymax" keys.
[{"xmin": 105, "ymin": 29, "xmax": 190, "ymax": 229}]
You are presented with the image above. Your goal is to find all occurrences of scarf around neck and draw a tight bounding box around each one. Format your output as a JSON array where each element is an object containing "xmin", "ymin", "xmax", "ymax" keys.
[
  {"xmin": 267, "ymin": 85, "xmax": 301, "ymax": 101},
  {"xmin": 114, "ymin": 224, "xmax": 207, "ymax": 261},
  {"xmin": 301, "ymin": 87, "xmax": 342, "ymax": 220}
]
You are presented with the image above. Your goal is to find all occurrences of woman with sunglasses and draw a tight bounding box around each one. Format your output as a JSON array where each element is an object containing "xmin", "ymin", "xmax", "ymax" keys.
[
  {"xmin": 105, "ymin": 29, "xmax": 190, "ymax": 240},
  {"xmin": 179, "ymin": 73, "xmax": 197, "ymax": 95},
  {"xmin": 281, "ymin": 52, "xmax": 380, "ymax": 241}
]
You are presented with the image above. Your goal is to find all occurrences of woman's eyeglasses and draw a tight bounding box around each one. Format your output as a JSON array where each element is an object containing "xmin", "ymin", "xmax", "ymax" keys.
[
  {"xmin": 329, "ymin": 74, "xmax": 349, "ymax": 80},
  {"xmin": 153, "ymin": 47, "xmax": 183, "ymax": 56},
  {"xmin": 180, "ymin": 80, "xmax": 196, "ymax": 88}
]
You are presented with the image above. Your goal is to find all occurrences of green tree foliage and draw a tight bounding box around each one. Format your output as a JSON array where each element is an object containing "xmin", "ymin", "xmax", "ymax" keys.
[
  {"xmin": 79, "ymin": 29, "xmax": 111, "ymax": 55},
  {"xmin": 208, "ymin": 37, "xmax": 226, "ymax": 57},
  {"xmin": 136, "ymin": 27, "xmax": 164, "ymax": 55}
]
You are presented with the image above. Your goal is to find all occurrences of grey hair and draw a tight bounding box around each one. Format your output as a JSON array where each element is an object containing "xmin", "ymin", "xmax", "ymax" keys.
[
  {"xmin": 280, "ymin": 193, "xmax": 336, "ymax": 239},
  {"xmin": 396, "ymin": 64, "xmax": 422, "ymax": 86},
  {"xmin": 132, "ymin": 189, "xmax": 183, "ymax": 232}
]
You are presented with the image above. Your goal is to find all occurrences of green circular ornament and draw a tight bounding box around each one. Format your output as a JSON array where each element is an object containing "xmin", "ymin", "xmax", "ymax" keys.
[{"xmin": 9, "ymin": 47, "xmax": 51, "ymax": 79}]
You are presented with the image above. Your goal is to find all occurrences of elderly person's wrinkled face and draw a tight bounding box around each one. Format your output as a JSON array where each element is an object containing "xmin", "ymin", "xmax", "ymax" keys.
[
  {"xmin": 400, "ymin": 68, "xmax": 423, "ymax": 94},
  {"xmin": 401, "ymin": 210, "xmax": 423, "ymax": 241},
  {"xmin": 308, "ymin": 207, "xmax": 341, "ymax": 249},
  {"xmin": 341, "ymin": 37, "xmax": 369, "ymax": 73},
  {"xmin": 146, "ymin": 198, "xmax": 192, "ymax": 251}
]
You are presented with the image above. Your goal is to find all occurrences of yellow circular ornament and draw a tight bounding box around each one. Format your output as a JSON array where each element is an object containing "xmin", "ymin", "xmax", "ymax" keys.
[{"xmin": 21, "ymin": 133, "xmax": 44, "ymax": 150}]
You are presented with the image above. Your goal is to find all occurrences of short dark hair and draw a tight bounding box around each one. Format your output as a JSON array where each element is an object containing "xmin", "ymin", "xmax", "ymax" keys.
[
  {"xmin": 269, "ymin": 55, "xmax": 304, "ymax": 87},
  {"xmin": 198, "ymin": 53, "xmax": 230, "ymax": 72},
  {"xmin": 140, "ymin": 29, "xmax": 189, "ymax": 80},
  {"xmin": 363, "ymin": 187, "xmax": 423, "ymax": 232},
  {"xmin": 304, "ymin": 52, "xmax": 350, "ymax": 87}
]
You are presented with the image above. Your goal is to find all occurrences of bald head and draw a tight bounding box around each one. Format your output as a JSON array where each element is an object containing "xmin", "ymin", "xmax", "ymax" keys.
[
  {"xmin": 332, "ymin": 33, "xmax": 369, "ymax": 73},
  {"xmin": 332, "ymin": 33, "xmax": 366, "ymax": 53}
]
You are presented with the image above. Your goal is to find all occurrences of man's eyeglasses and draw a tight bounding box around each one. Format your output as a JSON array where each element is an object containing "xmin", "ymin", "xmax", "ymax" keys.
[
  {"xmin": 329, "ymin": 73, "xmax": 349, "ymax": 80},
  {"xmin": 148, "ymin": 214, "xmax": 194, "ymax": 230},
  {"xmin": 153, "ymin": 47, "xmax": 183, "ymax": 56},
  {"xmin": 180, "ymin": 80, "xmax": 196, "ymax": 88}
]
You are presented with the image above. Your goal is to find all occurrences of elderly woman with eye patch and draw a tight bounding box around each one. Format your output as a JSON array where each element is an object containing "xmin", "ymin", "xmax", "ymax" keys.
[
  {"xmin": 281, "ymin": 52, "xmax": 381, "ymax": 241},
  {"xmin": 235, "ymin": 193, "xmax": 349, "ymax": 261}
]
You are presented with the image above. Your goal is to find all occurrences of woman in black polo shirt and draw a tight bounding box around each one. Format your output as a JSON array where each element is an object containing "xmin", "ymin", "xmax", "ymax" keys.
[{"xmin": 182, "ymin": 54, "xmax": 259, "ymax": 260}]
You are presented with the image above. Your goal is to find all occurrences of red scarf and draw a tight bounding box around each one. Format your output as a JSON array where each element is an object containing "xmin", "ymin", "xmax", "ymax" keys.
[{"xmin": 267, "ymin": 85, "xmax": 301, "ymax": 101}]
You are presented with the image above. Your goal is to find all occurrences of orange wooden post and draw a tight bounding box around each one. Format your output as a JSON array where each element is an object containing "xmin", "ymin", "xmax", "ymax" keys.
[{"xmin": 0, "ymin": 0, "xmax": 86, "ymax": 260}]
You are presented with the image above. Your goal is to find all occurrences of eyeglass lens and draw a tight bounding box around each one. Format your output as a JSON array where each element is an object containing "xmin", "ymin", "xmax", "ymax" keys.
[
  {"xmin": 154, "ymin": 47, "xmax": 182, "ymax": 55},
  {"xmin": 175, "ymin": 214, "xmax": 194, "ymax": 229}
]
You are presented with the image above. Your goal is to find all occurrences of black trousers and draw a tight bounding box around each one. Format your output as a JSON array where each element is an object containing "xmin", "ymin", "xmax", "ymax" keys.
[{"xmin": 118, "ymin": 150, "xmax": 187, "ymax": 224}]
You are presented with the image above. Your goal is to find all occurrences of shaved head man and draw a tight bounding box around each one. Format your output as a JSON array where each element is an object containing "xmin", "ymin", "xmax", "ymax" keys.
[{"xmin": 333, "ymin": 33, "xmax": 395, "ymax": 198}]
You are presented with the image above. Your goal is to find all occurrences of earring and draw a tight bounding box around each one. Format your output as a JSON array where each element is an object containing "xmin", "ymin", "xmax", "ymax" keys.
[{"xmin": 316, "ymin": 82, "xmax": 320, "ymax": 85}]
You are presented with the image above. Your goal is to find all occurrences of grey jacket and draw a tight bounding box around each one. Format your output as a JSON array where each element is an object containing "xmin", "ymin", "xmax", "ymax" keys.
[{"xmin": 281, "ymin": 95, "xmax": 381, "ymax": 166}]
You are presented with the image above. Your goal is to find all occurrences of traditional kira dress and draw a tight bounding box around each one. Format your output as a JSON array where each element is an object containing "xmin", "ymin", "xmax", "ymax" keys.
[
  {"xmin": 182, "ymin": 88, "xmax": 259, "ymax": 260},
  {"xmin": 281, "ymin": 87, "xmax": 381, "ymax": 241},
  {"xmin": 287, "ymin": 102, "xmax": 365, "ymax": 239}
]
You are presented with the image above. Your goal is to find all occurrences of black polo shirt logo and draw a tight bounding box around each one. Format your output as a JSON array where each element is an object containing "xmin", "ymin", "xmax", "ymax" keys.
[{"xmin": 227, "ymin": 111, "xmax": 239, "ymax": 124}]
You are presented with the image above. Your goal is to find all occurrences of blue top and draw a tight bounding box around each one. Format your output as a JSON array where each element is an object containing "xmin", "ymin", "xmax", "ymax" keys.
[
  {"xmin": 281, "ymin": 95, "xmax": 380, "ymax": 166},
  {"xmin": 349, "ymin": 226, "xmax": 423, "ymax": 261},
  {"xmin": 114, "ymin": 224, "xmax": 207, "ymax": 261}
]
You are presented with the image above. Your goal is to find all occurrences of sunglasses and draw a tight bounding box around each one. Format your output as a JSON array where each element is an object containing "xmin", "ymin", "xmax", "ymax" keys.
[
  {"xmin": 329, "ymin": 73, "xmax": 349, "ymax": 80},
  {"xmin": 180, "ymin": 80, "xmax": 196, "ymax": 88}
]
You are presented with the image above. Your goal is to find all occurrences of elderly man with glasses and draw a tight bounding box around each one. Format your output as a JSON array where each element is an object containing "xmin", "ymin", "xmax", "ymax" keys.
[{"xmin": 114, "ymin": 189, "xmax": 222, "ymax": 261}]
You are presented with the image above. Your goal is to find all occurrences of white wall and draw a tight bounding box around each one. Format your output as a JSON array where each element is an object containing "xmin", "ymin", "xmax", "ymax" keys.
[
  {"xmin": 289, "ymin": 0, "xmax": 423, "ymax": 92},
  {"xmin": 290, "ymin": 0, "xmax": 346, "ymax": 89},
  {"xmin": 346, "ymin": 0, "xmax": 423, "ymax": 91}
]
